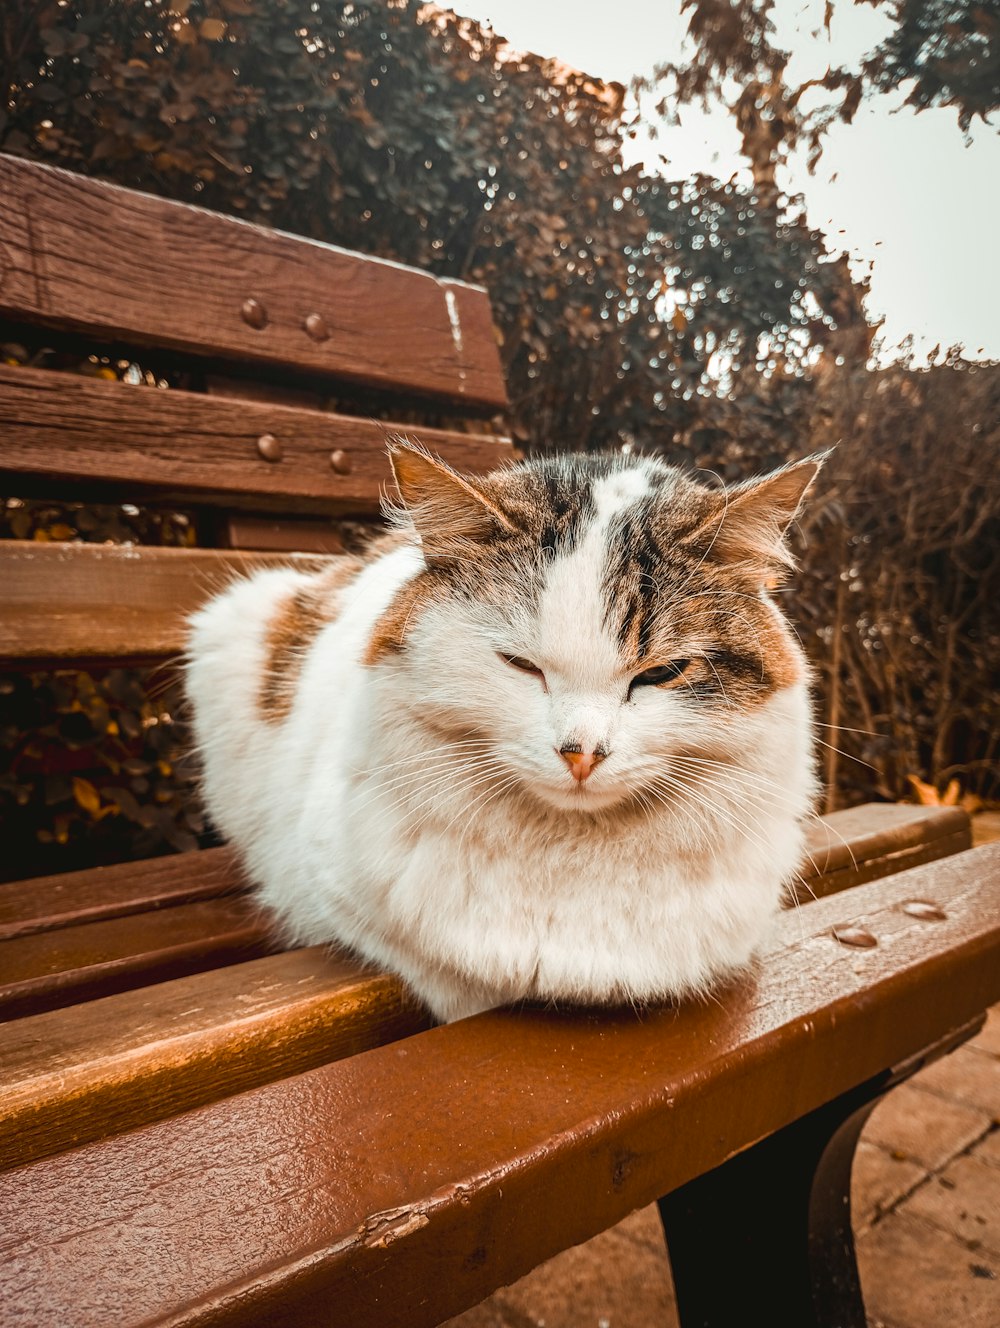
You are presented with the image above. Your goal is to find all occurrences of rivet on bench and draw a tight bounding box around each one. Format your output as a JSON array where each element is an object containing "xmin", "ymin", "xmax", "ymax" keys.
[
  {"xmin": 330, "ymin": 449, "xmax": 352, "ymax": 475},
  {"xmin": 832, "ymin": 925, "xmax": 878, "ymax": 949},
  {"xmin": 304, "ymin": 312, "xmax": 330, "ymax": 342},
  {"xmin": 901, "ymin": 900, "xmax": 947, "ymax": 921},
  {"xmin": 256, "ymin": 433, "xmax": 284, "ymax": 463},
  {"xmin": 241, "ymin": 298, "xmax": 268, "ymax": 330}
]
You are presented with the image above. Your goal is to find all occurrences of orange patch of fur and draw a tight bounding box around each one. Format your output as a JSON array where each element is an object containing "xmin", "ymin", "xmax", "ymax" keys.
[
  {"xmin": 363, "ymin": 574, "xmax": 438, "ymax": 665},
  {"xmin": 259, "ymin": 557, "xmax": 363, "ymax": 721}
]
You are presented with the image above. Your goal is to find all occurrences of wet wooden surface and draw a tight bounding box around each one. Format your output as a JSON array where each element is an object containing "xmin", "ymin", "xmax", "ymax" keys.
[
  {"xmin": 0, "ymin": 363, "xmax": 511, "ymax": 515},
  {"xmin": 0, "ymin": 949, "xmax": 432, "ymax": 1172},
  {"xmin": 0, "ymin": 804, "xmax": 970, "ymax": 1159},
  {"xmin": 0, "ymin": 846, "xmax": 239, "ymax": 942},
  {"xmin": 794, "ymin": 803, "xmax": 972, "ymax": 901},
  {"xmin": 2, "ymin": 845, "xmax": 997, "ymax": 1328},
  {"xmin": 0, "ymin": 155, "xmax": 507, "ymax": 409},
  {"xmin": 0, "ymin": 895, "xmax": 272, "ymax": 1019}
]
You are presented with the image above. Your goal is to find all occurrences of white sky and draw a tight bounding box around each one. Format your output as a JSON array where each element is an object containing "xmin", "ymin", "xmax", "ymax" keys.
[{"xmin": 454, "ymin": 0, "xmax": 1000, "ymax": 361}]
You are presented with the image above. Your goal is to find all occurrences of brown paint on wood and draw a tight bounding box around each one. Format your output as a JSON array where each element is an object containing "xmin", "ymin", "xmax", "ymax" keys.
[
  {"xmin": 0, "ymin": 948, "xmax": 430, "ymax": 1173},
  {"xmin": 0, "ymin": 156, "xmax": 507, "ymax": 409},
  {"xmin": 0, "ymin": 846, "xmax": 243, "ymax": 942},
  {"xmin": 223, "ymin": 516, "xmax": 346, "ymax": 554},
  {"xmin": 0, "ymin": 364, "xmax": 512, "ymax": 515},
  {"xmin": 2, "ymin": 846, "xmax": 997, "ymax": 1327},
  {"xmin": 798, "ymin": 804, "xmax": 971, "ymax": 889},
  {"xmin": 0, "ymin": 808, "xmax": 975, "ymax": 1177},
  {"xmin": 0, "ymin": 895, "xmax": 274, "ymax": 1019},
  {"xmin": 0, "ymin": 540, "xmax": 332, "ymax": 663}
]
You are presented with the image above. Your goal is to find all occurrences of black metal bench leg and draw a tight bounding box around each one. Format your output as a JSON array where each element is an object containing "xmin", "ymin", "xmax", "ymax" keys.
[{"xmin": 657, "ymin": 1077, "xmax": 886, "ymax": 1328}]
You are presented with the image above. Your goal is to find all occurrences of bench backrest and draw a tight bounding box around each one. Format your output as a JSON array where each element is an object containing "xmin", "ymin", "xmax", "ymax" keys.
[{"xmin": 0, "ymin": 153, "xmax": 511, "ymax": 666}]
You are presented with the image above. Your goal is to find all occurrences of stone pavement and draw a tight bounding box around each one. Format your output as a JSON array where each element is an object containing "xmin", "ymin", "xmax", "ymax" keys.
[{"xmin": 447, "ymin": 817, "xmax": 1000, "ymax": 1328}]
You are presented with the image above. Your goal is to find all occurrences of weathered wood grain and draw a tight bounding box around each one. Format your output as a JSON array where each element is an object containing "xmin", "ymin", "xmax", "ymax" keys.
[
  {"xmin": 0, "ymin": 363, "xmax": 511, "ymax": 515},
  {"xmin": 0, "ymin": 896, "xmax": 272, "ymax": 1019},
  {"xmin": 793, "ymin": 803, "xmax": 972, "ymax": 901},
  {"xmin": 0, "ymin": 847, "xmax": 241, "ymax": 942},
  {"xmin": 3, "ymin": 846, "xmax": 997, "ymax": 1328},
  {"xmin": 0, "ymin": 949, "xmax": 430, "ymax": 1173},
  {"xmin": 0, "ymin": 155, "xmax": 507, "ymax": 409},
  {"xmin": 0, "ymin": 540, "xmax": 331, "ymax": 662},
  {"xmin": 0, "ymin": 804, "xmax": 970, "ymax": 1171}
]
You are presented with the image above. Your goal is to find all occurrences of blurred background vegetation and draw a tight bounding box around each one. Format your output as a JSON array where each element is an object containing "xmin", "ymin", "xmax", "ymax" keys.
[{"xmin": 1, "ymin": 0, "xmax": 997, "ymax": 879}]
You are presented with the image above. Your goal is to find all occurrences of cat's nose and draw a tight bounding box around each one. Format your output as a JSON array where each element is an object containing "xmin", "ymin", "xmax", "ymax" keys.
[{"xmin": 558, "ymin": 744, "xmax": 607, "ymax": 782}]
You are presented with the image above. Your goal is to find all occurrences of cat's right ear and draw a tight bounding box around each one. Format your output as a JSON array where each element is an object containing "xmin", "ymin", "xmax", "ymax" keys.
[{"xmin": 389, "ymin": 443, "xmax": 517, "ymax": 564}]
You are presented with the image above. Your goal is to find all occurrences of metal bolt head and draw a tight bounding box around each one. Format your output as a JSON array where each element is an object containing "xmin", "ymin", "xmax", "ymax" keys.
[
  {"xmin": 241, "ymin": 298, "xmax": 268, "ymax": 330},
  {"xmin": 256, "ymin": 433, "xmax": 283, "ymax": 463},
  {"xmin": 832, "ymin": 925, "xmax": 878, "ymax": 949},
  {"xmin": 329, "ymin": 449, "xmax": 352, "ymax": 475},
  {"xmin": 902, "ymin": 900, "xmax": 947, "ymax": 922},
  {"xmin": 304, "ymin": 312, "xmax": 329, "ymax": 342}
]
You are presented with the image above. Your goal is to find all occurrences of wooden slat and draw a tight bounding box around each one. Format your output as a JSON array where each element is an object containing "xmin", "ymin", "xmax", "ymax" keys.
[
  {"xmin": 0, "ymin": 896, "xmax": 272, "ymax": 1019},
  {"xmin": 223, "ymin": 516, "xmax": 347, "ymax": 553},
  {"xmin": 0, "ymin": 949, "xmax": 430, "ymax": 1173},
  {"xmin": 0, "ymin": 541, "xmax": 332, "ymax": 663},
  {"xmin": 0, "ymin": 804, "xmax": 971, "ymax": 1173},
  {"xmin": 0, "ymin": 363, "xmax": 512, "ymax": 515},
  {"xmin": 0, "ymin": 847, "xmax": 241, "ymax": 943},
  {"xmin": 793, "ymin": 803, "xmax": 972, "ymax": 902},
  {"xmin": 0, "ymin": 155, "xmax": 507, "ymax": 409},
  {"xmin": 1, "ymin": 804, "xmax": 966, "ymax": 944},
  {"xmin": 3, "ymin": 847, "xmax": 998, "ymax": 1328}
]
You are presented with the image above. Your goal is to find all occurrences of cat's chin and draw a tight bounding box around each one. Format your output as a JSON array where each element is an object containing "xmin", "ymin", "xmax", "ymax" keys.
[{"xmin": 528, "ymin": 780, "xmax": 630, "ymax": 815}]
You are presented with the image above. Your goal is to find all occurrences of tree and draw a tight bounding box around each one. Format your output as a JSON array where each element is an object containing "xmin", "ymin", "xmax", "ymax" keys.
[{"xmin": 651, "ymin": 0, "xmax": 999, "ymax": 191}]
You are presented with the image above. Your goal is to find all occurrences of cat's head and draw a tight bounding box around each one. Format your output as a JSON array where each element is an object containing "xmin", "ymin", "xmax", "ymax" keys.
[{"xmin": 369, "ymin": 444, "xmax": 825, "ymax": 814}]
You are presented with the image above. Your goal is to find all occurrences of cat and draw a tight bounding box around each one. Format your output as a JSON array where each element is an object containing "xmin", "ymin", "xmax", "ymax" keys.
[{"xmin": 185, "ymin": 443, "xmax": 823, "ymax": 1022}]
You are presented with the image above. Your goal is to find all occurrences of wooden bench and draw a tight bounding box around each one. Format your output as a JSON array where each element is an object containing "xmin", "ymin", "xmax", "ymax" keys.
[{"xmin": 1, "ymin": 154, "xmax": 997, "ymax": 1328}]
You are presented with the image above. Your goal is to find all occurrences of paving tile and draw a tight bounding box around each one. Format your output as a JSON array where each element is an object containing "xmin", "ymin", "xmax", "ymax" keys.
[
  {"xmin": 853, "ymin": 1140, "xmax": 927, "ymax": 1228},
  {"xmin": 857, "ymin": 1211, "xmax": 1000, "ymax": 1328},
  {"xmin": 970, "ymin": 1005, "xmax": 1000, "ymax": 1059},
  {"xmin": 905, "ymin": 1154, "xmax": 1000, "ymax": 1256},
  {"xmin": 445, "ymin": 1218, "xmax": 678, "ymax": 1328},
  {"xmin": 861, "ymin": 1080, "xmax": 990, "ymax": 1169},
  {"xmin": 978, "ymin": 1129, "xmax": 1000, "ymax": 1169},
  {"xmin": 910, "ymin": 1046, "xmax": 1000, "ymax": 1119},
  {"xmin": 613, "ymin": 1204, "xmax": 669, "ymax": 1256}
]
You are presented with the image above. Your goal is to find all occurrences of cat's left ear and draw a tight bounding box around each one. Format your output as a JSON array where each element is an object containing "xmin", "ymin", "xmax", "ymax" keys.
[
  {"xmin": 388, "ymin": 443, "xmax": 517, "ymax": 564},
  {"xmin": 685, "ymin": 452, "xmax": 829, "ymax": 581}
]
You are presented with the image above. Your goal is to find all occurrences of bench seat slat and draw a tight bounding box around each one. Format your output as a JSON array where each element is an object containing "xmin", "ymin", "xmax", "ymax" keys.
[
  {"xmin": 0, "ymin": 363, "xmax": 511, "ymax": 515},
  {"xmin": 3, "ymin": 846, "xmax": 998, "ymax": 1328},
  {"xmin": 1, "ymin": 803, "xmax": 967, "ymax": 942},
  {"xmin": 0, "ymin": 896, "xmax": 270, "ymax": 1019},
  {"xmin": 0, "ymin": 155, "xmax": 507, "ymax": 410},
  {"xmin": 0, "ymin": 948, "xmax": 429, "ymax": 1173},
  {"xmin": 0, "ymin": 540, "xmax": 331, "ymax": 663},
  {"xmin": 0, "ymin": 846, "xmax": 240, "ymax": 942},
  {"xmin": 794, "ymin": 802, "xmax": 972, "ymax": 899},
  {"xmin": 0, "ymin": 806, "xmax": 973, "ymax": 1173}
]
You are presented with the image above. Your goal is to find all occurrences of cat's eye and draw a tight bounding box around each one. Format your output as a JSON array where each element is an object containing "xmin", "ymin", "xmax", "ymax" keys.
[
  {"xmin": 630, "ymin": 659, "xmax": 691, "ymax": 692},
  {"xmin": 500, "ymin": 653, "xmax": 544, "ymax": 679}
]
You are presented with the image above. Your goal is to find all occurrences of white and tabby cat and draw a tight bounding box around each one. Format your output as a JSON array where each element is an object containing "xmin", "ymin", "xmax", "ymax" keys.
[{"xmin": 186, "ymin": 445, "xmax": 823, "ymax": 1021}]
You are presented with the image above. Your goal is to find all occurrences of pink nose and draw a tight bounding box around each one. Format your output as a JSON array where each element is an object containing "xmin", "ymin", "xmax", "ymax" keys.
[{"xmin": 559, "ymin": 747, "xmax": 606, "ymax": 782}]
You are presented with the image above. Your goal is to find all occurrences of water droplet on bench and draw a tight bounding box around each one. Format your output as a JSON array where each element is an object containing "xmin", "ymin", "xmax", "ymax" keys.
[
  {"xmin": 832, "ymin": 925, "xmax": 878, "ymax": 949},
  {"xmin": 901, "ymin": 900, "xmax": 947, "ymax": 921}
]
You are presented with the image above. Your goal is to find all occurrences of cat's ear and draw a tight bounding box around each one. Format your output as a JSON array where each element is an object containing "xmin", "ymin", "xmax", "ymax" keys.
[
  {"xmin": 684, "ymin": 453, "xmax": 829, "ymax": 580},
  {"xmin": 389, "ymin": 443, "xmax": 517, "ymax": 564}
]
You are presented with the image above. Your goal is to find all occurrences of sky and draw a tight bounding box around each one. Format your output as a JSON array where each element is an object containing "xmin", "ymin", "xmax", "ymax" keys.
[{"xmin": 454, "ymin": 0, "xmax": 1000, "ymax": 362}]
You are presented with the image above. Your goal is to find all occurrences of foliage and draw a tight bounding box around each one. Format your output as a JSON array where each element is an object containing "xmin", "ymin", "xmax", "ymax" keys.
[
  {"xmin": 1, "ymin": 1, "xmax": 996, "ymax": 877},
  {"xmin": 0, "ymin": 0, "xmax": 865, "ymax": 451},
  {"xmin": 650, "ymin": 0, "xmax": 999, "ymax": 193}
]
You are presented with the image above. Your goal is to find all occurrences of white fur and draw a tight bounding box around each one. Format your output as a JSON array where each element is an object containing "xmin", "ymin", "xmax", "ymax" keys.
[{"xmin": 187, "ymin": 471, "xmax": 817, "ymax": 1022}]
